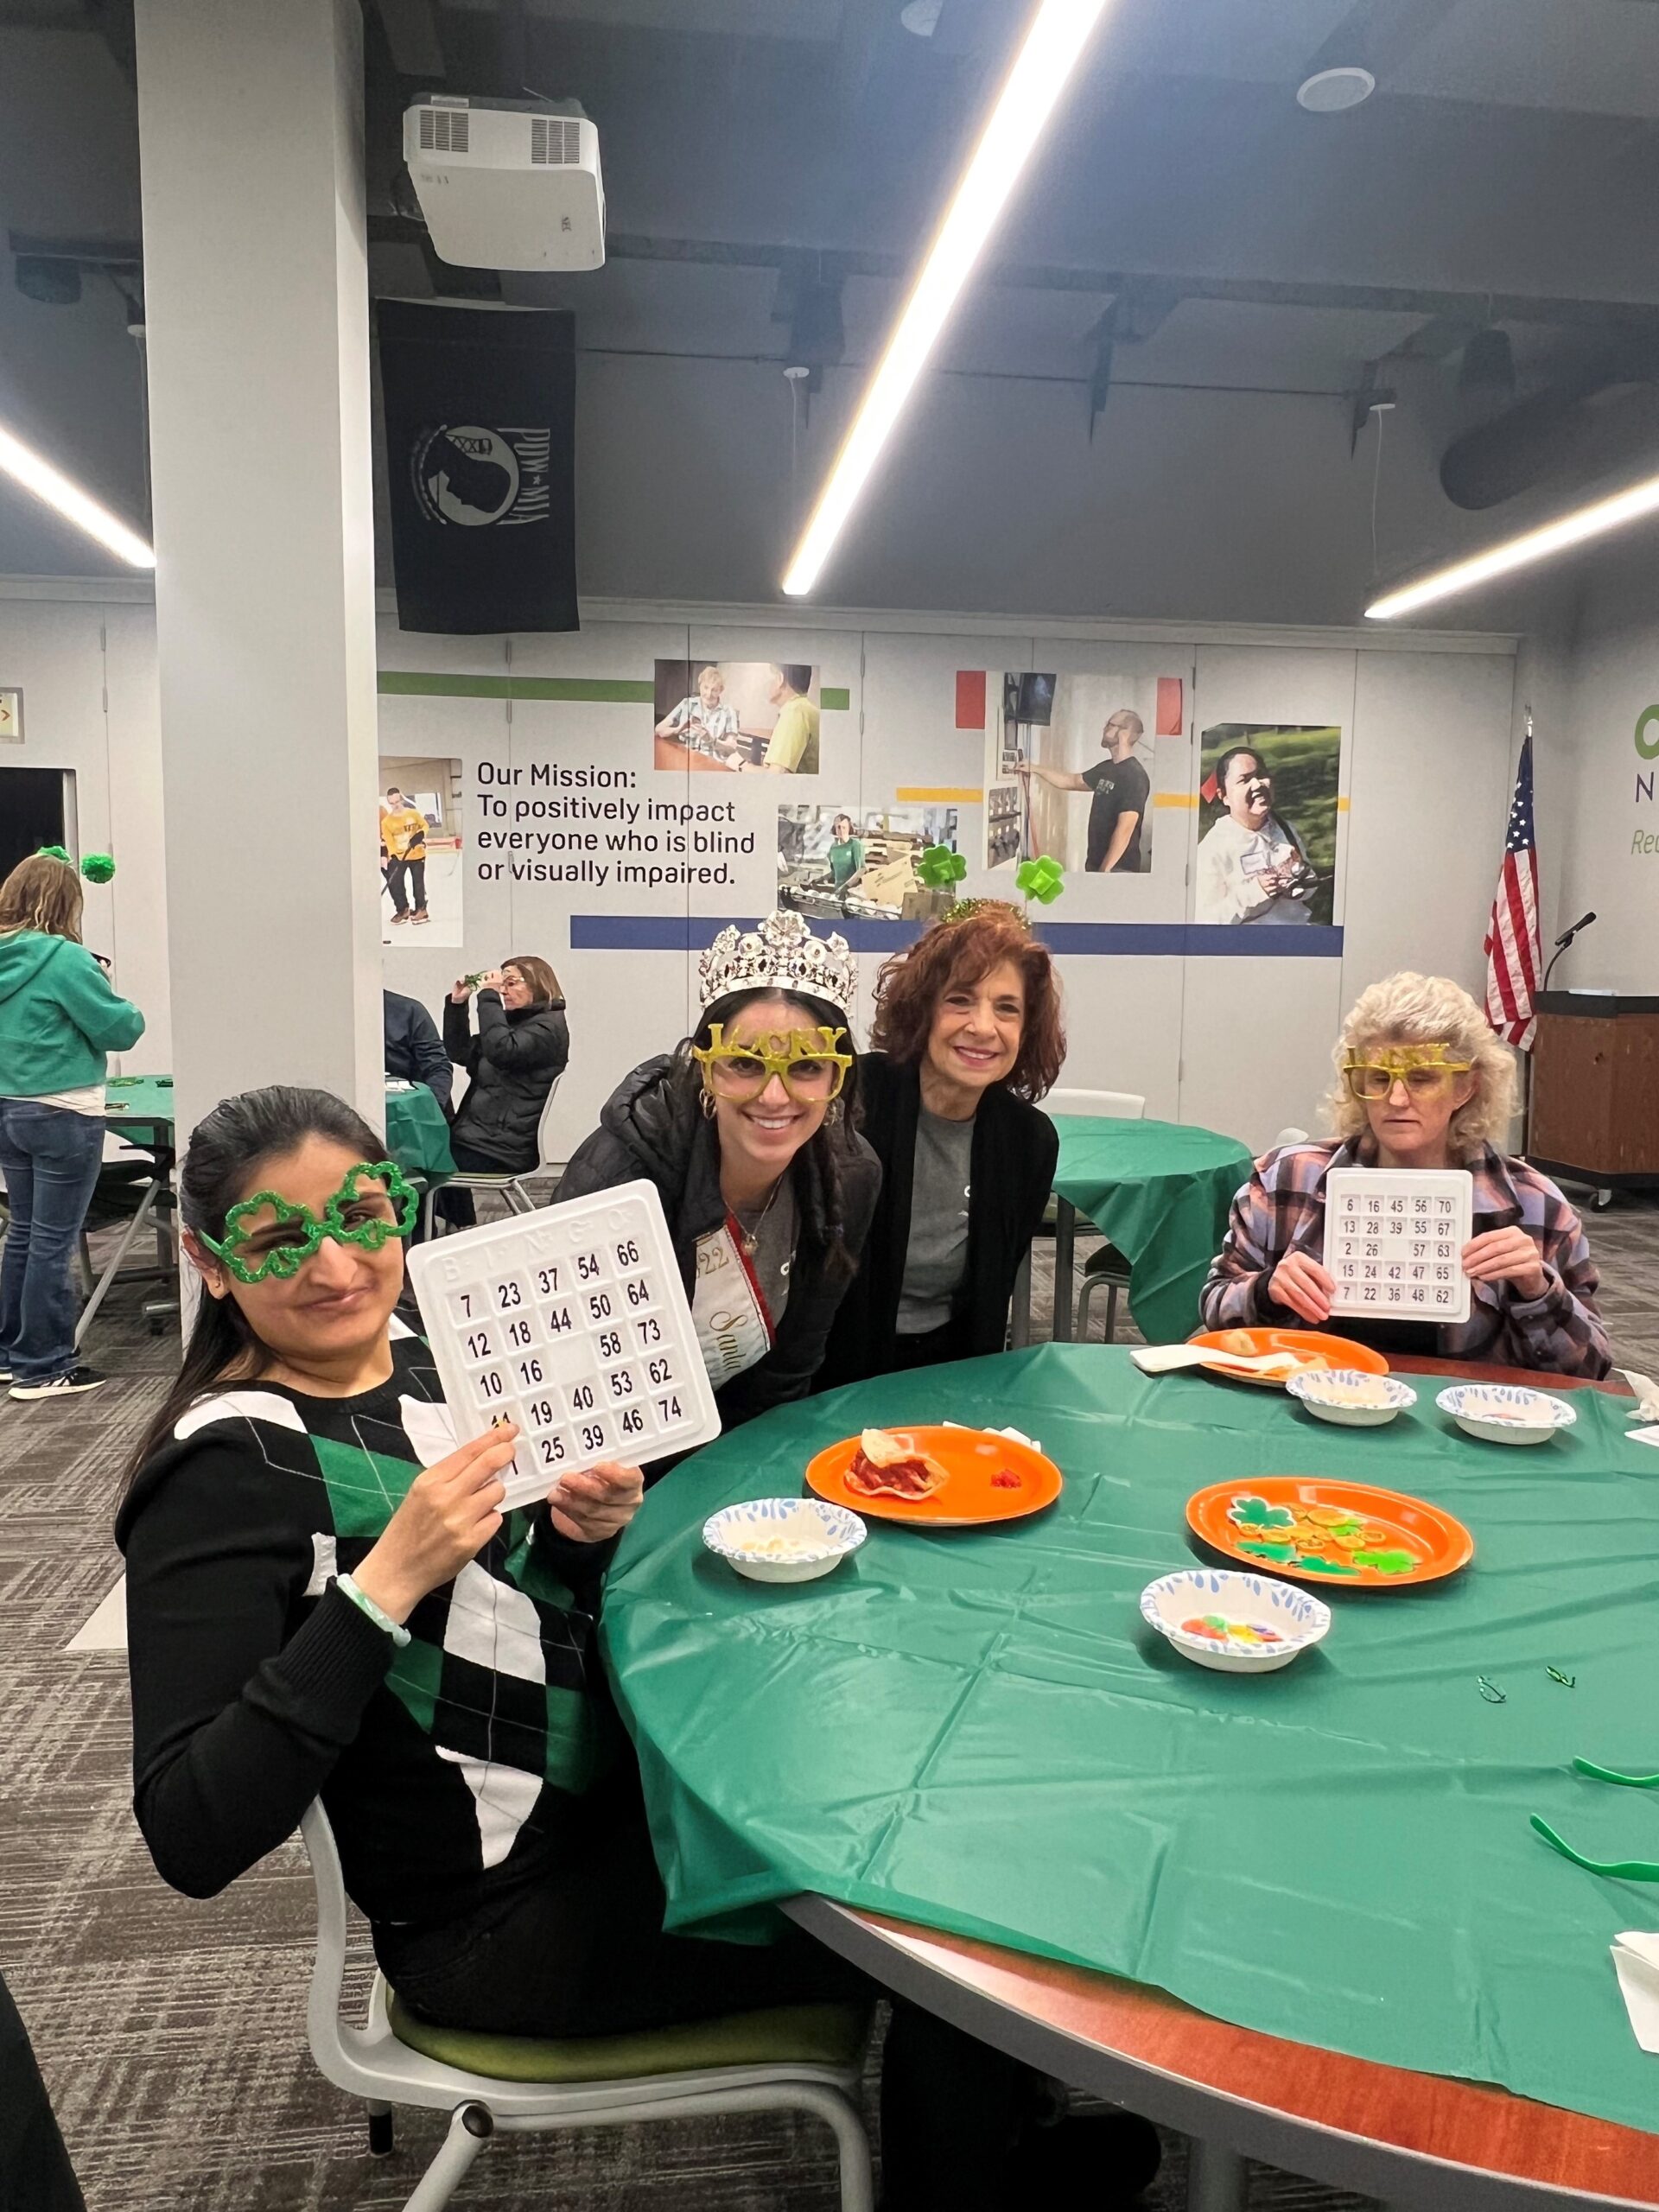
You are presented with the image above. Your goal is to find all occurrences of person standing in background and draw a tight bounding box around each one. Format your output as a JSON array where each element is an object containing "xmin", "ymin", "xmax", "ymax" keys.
[
  {"xmin": 382, "ymin": 988, "xmax": 451, "ymax": 1110},
  {"xmin": 381, "ymin": 786, "xmax": 430, "ymax": 927},
  {"xmin": 441, "ymin": 957, "xmax": 569, "ymax": 1226},
  {"xmin": 0, "ymin": 851, "xmax": 144, "ymax": 1400},
  {"xmin": 1017, "ymin": 708, "xmax": 1148, "ymax": 873},
  {"xmin": 826, "ymin": 810, "xmax": 866, "ymax": 889},
  {"xmin": 744, "ymin": 664, "xmax": 820, "ymax": 776}
]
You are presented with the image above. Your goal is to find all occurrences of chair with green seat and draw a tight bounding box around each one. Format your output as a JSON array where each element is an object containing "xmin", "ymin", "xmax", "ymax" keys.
[{"xmin": 299, "ymin": 1802, "xmax": 875, "ymax": 2212}]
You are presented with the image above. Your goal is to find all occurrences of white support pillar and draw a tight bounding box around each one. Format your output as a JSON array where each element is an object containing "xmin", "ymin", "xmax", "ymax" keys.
[{"xmin": 136, "ymin": 0, "xmax": 383, "ymax": 1150}]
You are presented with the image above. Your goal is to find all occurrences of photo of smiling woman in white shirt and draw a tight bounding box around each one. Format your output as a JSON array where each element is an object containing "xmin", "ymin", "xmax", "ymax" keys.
[{"xmin": 1194, "ymin": 744, "xmax": 1316, "ymax": 926}]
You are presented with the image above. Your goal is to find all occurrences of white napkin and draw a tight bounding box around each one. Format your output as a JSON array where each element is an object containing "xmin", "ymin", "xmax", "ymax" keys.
[
  {"xmin": 1627, "ymin": 1426, "xmax": 1659, "ymax": 1452},
  {"xmin": 1130, "ymin": 1342, "xmax": 1298, "ymax": 1376},
  {"xmin": 1619, "ymin": 1370, "xmax": 1659, "ymax": 1421},
  {"xmin": 944, "ymin": 1420, "xmax": 1042, "ymax": 1453},
  {"xmin": 1613, "ymin": 1933, "xmax": 1659, "ymax": 2052}
]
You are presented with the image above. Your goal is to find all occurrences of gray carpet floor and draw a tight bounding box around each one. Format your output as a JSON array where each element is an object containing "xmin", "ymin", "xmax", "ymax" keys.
[{"xmin": 7, "ymin": 1184, "xmax": 1657, "ymax": 2212}]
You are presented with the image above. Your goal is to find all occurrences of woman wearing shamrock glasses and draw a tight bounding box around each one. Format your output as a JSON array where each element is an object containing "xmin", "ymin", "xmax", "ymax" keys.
[
  {"xmin": 1201, "ymin": 971, "xmax": 1611, "ymax": 1375},
  {"xmin": 116, "ymin": 1088, "xmax": 886, "ymax": 2084},
  {"xmin": 555, "ymin": 911, "xmax": 881, "ymax": 1423}
]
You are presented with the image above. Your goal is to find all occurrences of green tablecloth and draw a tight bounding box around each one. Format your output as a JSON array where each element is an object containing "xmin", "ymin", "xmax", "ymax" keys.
[
  {"xmin": 104, "ymin": 1077, "xmax": 454, "ymax": 1178},
  {"xmin": 103, "ymin": 1075, "xmax": 178, "ymax": 1141},
  {"xmin": 1050, "ymin": 1116, "xmax": 1253, "ymax": 1344},
  {"xmin": 603, "ymin": 1345, "xmax": 1659, "ymax": 2134}
]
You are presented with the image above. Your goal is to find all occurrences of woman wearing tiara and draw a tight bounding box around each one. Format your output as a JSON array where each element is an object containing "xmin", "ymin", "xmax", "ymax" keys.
[{"xmin": 555, "ymin": 909, "xmax": 880, "ymax": 1421}]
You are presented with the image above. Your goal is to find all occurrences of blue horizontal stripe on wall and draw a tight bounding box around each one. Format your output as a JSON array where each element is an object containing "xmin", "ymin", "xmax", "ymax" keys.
[{"xmin": 570, "ymin": 916, "xmax": 1345, "ymax": 957}]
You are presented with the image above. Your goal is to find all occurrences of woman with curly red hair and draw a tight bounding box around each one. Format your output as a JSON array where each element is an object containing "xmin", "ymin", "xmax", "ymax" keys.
[{"xmin": 818, "ymin": 903, "xmax": 1065, "ymax": 1385}]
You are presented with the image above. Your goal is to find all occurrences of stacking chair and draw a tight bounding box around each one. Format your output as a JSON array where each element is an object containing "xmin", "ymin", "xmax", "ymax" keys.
[
  {"xmin": 1037, "ymin": 1088, "xmax": 1147, "ymax": 1343},
  {"xmin": 300, "ymin": 1803, "xmax": 875, "ymax": 2212},
  {"xmin": 421, "ymin": 1077, "xmax": 563, "ymax": 1237}
]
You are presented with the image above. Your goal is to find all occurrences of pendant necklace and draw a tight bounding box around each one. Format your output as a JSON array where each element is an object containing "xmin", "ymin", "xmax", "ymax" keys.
[{"xmin": 732, "ymin": 1179, "xmax": 782, "ymax": 1257}]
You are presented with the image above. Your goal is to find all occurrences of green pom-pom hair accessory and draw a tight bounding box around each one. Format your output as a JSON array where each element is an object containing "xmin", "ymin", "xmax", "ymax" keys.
[{"xmin": 35, "ymin": 845, "xmax": 117, "ymax": 884}]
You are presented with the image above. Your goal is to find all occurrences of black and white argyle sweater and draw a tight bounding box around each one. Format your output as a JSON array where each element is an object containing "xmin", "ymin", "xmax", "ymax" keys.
[{"xmin": 117, "ymin": 1329, "xmax": 618, "ymax": 1928}]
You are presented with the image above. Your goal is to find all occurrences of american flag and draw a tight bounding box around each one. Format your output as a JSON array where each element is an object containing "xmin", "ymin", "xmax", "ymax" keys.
[{"xmin": 1484, "ymin": 732, "xmax": 1541, "ymax": 1051}]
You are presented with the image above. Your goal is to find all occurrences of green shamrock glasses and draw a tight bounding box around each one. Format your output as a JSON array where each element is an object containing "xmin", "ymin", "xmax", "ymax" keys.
[{"xmin": 199, "ymin": 1160, "xmax": 419, "ymax": 1285}]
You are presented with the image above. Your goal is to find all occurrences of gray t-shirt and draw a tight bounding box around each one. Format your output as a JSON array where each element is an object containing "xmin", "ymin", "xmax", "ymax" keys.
[
  {"xmin": 735, "ymin": 1175, "xmax": 796, "ymax": 1329},
  {"xmin": 898, "ymin": 1109, "xmax": 975, "ymax": 1335}
]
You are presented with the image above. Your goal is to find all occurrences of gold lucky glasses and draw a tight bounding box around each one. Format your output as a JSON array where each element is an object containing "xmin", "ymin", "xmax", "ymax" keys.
[
  {"xmin": 1342, "ymin": 1046, "xmax": 1473, "ymax": 1103},
  {"xmin": 692, "ymin": 1024, "xmax": 854, "ymax": 1103}
]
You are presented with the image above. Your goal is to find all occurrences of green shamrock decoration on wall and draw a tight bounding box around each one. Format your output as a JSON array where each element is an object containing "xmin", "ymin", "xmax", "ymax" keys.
[
  {"xmin": 1015, "ymin": 855, "xmax": 1065, "ymax": 904},
  {"xmin": 916, "ymin": 843, "xmax": 967, "ymax": 890}
]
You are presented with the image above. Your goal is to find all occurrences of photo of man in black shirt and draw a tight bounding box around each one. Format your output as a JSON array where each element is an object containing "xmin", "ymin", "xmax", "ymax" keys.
[{"xmin": 1017, "ymin": 708, "xmax": 1150, "ymax": 872}]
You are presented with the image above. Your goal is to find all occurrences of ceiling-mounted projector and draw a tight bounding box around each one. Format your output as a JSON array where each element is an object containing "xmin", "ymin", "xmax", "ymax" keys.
[{"xmin": 403, "ymin": 96, "xmax": 605, "ymax": 272}]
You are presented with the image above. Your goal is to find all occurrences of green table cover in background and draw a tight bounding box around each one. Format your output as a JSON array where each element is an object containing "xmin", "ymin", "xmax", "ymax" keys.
[
  {"xmin": 603, "ymin": 1345, "xmax": 1659, "ymax": 2133},
  {"xmin": 103, "ymin": 1076, "xmax": 179, "ymax": 1140},
  {"xmin": 385, "ymin": 1084, "xmax": 454, "ymax": 1177},
  {"xmin": 1049, "ymin": 1116, "xmax": 1254, "ymax": 1344},
  {"xmin": 105, "ymin": 1077, "xmax": 455, "ymax": 1179}
]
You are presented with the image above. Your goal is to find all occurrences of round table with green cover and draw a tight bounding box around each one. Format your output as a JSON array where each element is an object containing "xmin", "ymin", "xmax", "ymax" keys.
[
  {"xmin": 602, "ymin": 1344, "xmax": 1659, "ymax": 2136},
  {"xmin": 1047, "ymin": 1115, "xmax": 1253, "ymax": 1345},
  {"xmin": 104, "ymin": 1077, "xmax": 454, "ymax": 1178}
]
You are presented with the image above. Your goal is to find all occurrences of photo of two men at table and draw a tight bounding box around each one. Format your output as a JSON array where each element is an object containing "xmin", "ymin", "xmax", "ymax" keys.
[{"xmin": 652, "ymin": 658, "xmax": 821, "ymax": 775}]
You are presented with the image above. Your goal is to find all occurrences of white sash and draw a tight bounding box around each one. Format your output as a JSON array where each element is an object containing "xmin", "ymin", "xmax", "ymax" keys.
[{"xmin": 691, "ymin": 1216, "xmax": 776, "ymax": 1387}]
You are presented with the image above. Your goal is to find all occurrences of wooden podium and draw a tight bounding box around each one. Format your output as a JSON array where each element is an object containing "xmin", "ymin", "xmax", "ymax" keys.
[{"xmin": 1528, "ymin": 991, "xmax": 1659, "ymax": 1196}]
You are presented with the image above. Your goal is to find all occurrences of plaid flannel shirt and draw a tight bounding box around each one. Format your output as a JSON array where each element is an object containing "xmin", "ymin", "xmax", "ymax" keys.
[{"xmin": 1200, "ymin": 1138, "xmax": 1611, "ymax": 1379}]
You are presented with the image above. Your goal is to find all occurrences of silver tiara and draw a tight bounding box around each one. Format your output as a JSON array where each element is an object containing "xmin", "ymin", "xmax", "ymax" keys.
[{"xmin": 698, "ymin": 909, "xmax": 857, "ymax": 1015}]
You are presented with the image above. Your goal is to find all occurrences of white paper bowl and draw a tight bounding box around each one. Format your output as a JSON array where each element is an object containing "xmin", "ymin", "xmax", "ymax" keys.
[
  {"xmin": 1140, "ymin": 1568, "xmax": 1332, "ymax": 1675},
  {"xmin": 1285, "ymin": 1369, "xmax": 1418, "ymax": 1427},
  {"xmin": 702, "ymin": 1497, "xmax": 867, "ymax": 1583},
  {"xmin": 1435, "ymin": 1382, "xmax": 1577, "ymax": 1446}
]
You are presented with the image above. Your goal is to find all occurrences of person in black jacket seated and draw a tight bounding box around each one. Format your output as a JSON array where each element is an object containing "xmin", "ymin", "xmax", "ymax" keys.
[
  {"xmin": 382, "ymin": 987, "xmax": 451, "ymax": 1109},
  {"xmin": 115, "ymin": 1084, "xmax": 1064, "ymax": 2212},
  {"xmin": 442, "ymin": 953, "xmax": 569, "ymax": 1225},
  {"xmin": 818, "ymin": 901, "xmax": 1064, "ymax": 1384},
  {"xmin": 556, "ymin": 911, "xmax": 880, "ymax": 1429}
]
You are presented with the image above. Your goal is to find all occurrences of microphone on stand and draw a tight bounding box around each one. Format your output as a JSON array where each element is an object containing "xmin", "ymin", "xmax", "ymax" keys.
[{"xmin": 1541, "ymin": 912, "xmax": 1597, "ymax": 993}]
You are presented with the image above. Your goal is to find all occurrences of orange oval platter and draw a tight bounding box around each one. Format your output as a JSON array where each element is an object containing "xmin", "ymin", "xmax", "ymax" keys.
[
  {"xmin": 1187, "ymin": 1474, "xmax": 1474, "ymax": 1589},
  {"xmin": 806, "ymin": 1425, "xmax": 1063, "ymax": 1529},
  {"xmin": 1188, "ymin": 1325, "xmax": 1391, "ymax": 1389}
]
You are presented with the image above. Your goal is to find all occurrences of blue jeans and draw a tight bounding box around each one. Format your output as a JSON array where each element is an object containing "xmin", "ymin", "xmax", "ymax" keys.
[{"xmin": 0, "ymin": 1103, "xmax": 105, "ymax": 1383}]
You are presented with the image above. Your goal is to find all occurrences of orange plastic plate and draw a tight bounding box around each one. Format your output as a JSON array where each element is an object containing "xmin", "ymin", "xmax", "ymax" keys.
[
  {"xmin": 1186, "ymin": 1474, "xmax": 1474, "ymax": 1589},
  {"xmin": 805, "ymin": 1425, "xmax": 1064, "ymax": 1529},
  {"xmin": 1188, "ymin": 1325, "xmax": 1391, "ymax": 1389}
]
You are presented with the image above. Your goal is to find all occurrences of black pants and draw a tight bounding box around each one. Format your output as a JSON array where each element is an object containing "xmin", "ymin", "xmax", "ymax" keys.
[
  {"xmin": 0, "ymin": 1970, "xmax": 84, "ymax": 2212},
  {"xmin": 891, "ymin": 1319, "xmax": 968, "ymax": 1370},
  {"xmin": 374, "ymin": 1774, "xmax": 1039, "ymax": 2212},
  {"xmin": 386, "ymin": 856, "xmax": 427, "ymax": 914}
]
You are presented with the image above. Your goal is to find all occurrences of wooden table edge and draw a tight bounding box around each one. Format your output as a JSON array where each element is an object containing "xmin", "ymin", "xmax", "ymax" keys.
[{"xmin": 787, "ymin": 1354, "xmax": 1652, "ymax": 2211}]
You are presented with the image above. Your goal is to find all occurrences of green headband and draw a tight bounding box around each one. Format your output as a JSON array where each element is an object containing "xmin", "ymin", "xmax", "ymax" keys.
[{"xmin": 199, "ymin": 1160, "xmax": 418, "ymax": 1285}]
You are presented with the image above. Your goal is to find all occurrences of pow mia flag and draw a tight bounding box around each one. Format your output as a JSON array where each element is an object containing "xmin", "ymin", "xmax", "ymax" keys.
[{"xmin": 378, "ymin": 301, "xmax": 577, "ymax": 633}]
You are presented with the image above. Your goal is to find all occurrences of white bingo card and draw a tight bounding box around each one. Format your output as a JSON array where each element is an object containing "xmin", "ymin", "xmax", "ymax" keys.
[
  {"xmin": 407, "ymin": 1179, "xmax": 721, "ymax": 1512},
  {"xmin": 1321, "ymin": 1167, "xmax": 1474, "ymax": 1325}
]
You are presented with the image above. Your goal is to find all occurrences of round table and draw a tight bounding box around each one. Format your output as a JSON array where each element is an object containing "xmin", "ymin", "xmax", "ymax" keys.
[
  {"xmin": 602, "ymin": 1348, "xmax": 1658, "ymax": 2212},
  {"xmin": 1045, "ymin": 1116, "xmax": 1254, "ymax": 1345},
  {"xmin": 384, "ymin": 1081, "xmax": 454, "ymax": 1177}
]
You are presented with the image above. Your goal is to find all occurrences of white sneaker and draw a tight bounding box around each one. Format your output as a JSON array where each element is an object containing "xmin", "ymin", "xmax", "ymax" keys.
[{"xmin": 9, "ymin": 1366, "xmax": 108, "ymax": 1401}]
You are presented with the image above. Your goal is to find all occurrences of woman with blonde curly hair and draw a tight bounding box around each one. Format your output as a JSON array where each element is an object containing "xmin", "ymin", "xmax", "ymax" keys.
[{"xmin": 1201, "ymin": 970, "xmax": 1610, "ymax": 1376}]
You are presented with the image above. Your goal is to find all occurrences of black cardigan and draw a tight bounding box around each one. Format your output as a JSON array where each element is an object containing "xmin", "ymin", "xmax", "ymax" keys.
[
  {"xmin": 816, "ymin": 1052, "xmax": 1058, "ymax": 1389},
  {"xmin": 554, "ymin": 1057, "xmax": 881, "ymax": 1431}
]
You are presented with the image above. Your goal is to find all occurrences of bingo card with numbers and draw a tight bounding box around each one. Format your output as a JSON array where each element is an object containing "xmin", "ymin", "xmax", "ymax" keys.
[
  {"xmin": 407, "ymin": 1180, "xmax": 721, "ymax": 1513},
  {"xmin": 1321, "ymin": 1167, "xmax": 1474, "ymax": 1325}
]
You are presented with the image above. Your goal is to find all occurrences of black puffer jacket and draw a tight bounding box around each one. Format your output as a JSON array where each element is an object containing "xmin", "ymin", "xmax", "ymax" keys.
[
  {"xmin": 444, "ymin": 990, "xmax": 569, "ymax": 1171},
  {"xmin": 555, "ymin": 1055, "xmax": 881, "ymax": 1429}
]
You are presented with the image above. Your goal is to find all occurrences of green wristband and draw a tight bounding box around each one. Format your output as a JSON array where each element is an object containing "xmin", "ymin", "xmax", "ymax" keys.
[{"xmin": 334, "ymin": 1573, "xmax": 411, "ymax": 1649}]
